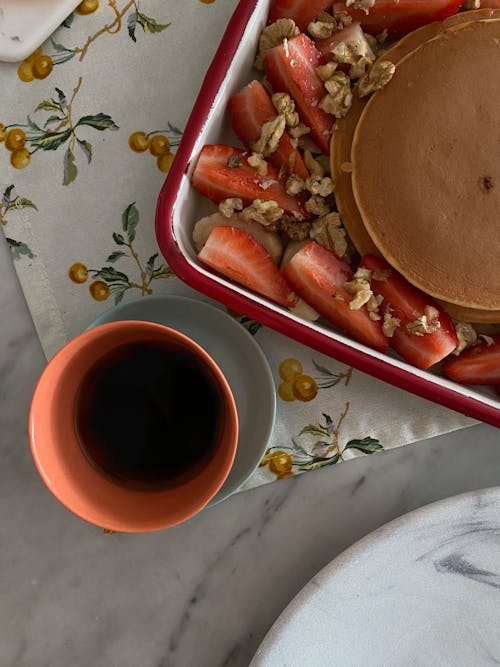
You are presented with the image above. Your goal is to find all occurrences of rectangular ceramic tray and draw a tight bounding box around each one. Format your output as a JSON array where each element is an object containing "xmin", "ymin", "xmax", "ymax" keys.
[{"xmin": 155, "ymin": 0, "xmax": 500, "ymax": 427}]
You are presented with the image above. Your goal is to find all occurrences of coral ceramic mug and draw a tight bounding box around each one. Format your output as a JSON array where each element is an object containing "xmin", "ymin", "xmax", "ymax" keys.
[{"xmin": 29, "ymin": 320, "xmax": 238, "ymax": 532}]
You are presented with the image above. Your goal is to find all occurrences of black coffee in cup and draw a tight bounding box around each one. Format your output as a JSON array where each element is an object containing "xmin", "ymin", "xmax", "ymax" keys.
[{"xmin": 75, "ymin": 341, "xmax": 223, "ymax": 490}]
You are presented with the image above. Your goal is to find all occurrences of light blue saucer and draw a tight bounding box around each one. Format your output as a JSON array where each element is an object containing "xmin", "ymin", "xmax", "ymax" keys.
[{"xmin": 88, "ymin": 295, "xmax": 276, "ymax": 506}]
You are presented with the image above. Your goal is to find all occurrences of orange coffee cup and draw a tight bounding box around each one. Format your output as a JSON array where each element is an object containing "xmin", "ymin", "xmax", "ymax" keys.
[{"xmin": 29, "ymin": 320, "xmax": 238, "ymax": 532}]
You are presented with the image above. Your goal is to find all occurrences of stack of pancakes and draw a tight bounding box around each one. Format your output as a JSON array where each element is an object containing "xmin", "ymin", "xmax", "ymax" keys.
[{"xmin": 332, "ymin": 9, "xmax": 500, "ymax": 325}]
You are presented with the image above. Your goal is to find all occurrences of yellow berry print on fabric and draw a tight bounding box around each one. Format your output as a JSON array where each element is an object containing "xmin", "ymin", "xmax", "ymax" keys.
[
  {"xmin": 277, "ymin": 359, "xmax": 352, "ymax": 403},
  {"xmin": 76, "ymin": 0, "xmax": 100, "ymax": 15},
  {"xmin": 260, "ymin": 402, "xmax": 383, "ymax": 479},
  {"xmin": 259, "ymin": 450, "xmax": 294, "ymax": 480},
  {"xmin": 68, "ymin": 202, "xmax": 173, "ymax": 304},
  {"xmin": 0, "ymin": 185, "xmax": 36, "ymax": 260},
  {"xmin": 3, "ymin": 78, "xmax": 118, "ymax": 185},
  {"xmin": 128, "ymin": 124, "xmax": 182, "ymax": 173},
  {"xmin": 16, "ymin": 1, "xmax": 171, "ymax": 84},
  {"xmin": 17, "ymin": 48, "xmax": 54, "ymax": 83}
]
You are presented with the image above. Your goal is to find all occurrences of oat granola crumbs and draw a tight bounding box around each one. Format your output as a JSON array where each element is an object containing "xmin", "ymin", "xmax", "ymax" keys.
[
  {"xmin": 354, "ymin": 267, "xmax": 372, "ymax": 281},
  {"xmin": 320, "ymin": 72, "xmax": 353, "ymax": 118},
  {"xmin": 254, "ymin": 19, "xmax": 300, "ymax": 70},
  {"xmin": 241, "ymin": 199, "xmax": 284, "ymax": 227},
  {"xmin": 286, "ymin": 174, "xmax": 305, "ymax": 196},
  {"xmin": 305, "ymin": 175, "xmax": 335, "ymax": 197},
  {"xmin": 334, "ymin": 10, "xmax": 353, "ymax": 26},
  {"xmin": 358, "ymin": 59, "xmax": 396, "ymax": 98},
  {"xmin": 453, "ymin": 321, "xmax": 478, "ymax": 355},
  {"xmin": 424, "ymin": 305, "xmax": 440, "ymax": 322},
  {"xmin": 247, "ymin": 152, "xmax": 268, "ymax": 176},
  {"xmin": 288, "ymin": 122, "xmax": 311, "ymax": 139},
  {"xmin": 304, "ymin": 150, "xmax": 325, "ymax": 176},
  {"xmin": 331, "ymin": 40, "xmax": 374, "ymax": 66},
  {"xmin": 324, "ymin": 71, "xmax": 351, "ymax": 94},
  {"xmin": 279, "ymin": 215, "xmax": 312, "ymax": 241},
  {"xmin": 344, "ymin": 267, "xmax": 373, "ymax": 310},
  {"xmin": 305, "ymin": 195, "xmax": 331, "ymax": 216},
  {"xmin": 271, "ymin": 92, "xmax": 300, "ymax": 128},
  {"xmin": 406, "ymin": 313, "xmax": 441, "ymax": 336},
  {"xmin": 316, "ymin": 61, "xmax": 339, "ymax": 82},
  {"xmin": 317, "ymin": 10, "xmax": 337, "ymax": 24},
  {"xmin": 382, "ymin": 308, "xmax": 401, "ymax": 337},
  {"xmin": 346, "ymin": 0, "xmax": 376, "ymax": 13},
  {"xmin": 218, "ymin": 198, "xmax": 243, "ymax": 218},
  {"xmin": 252, "ymin": 114, "xmax": 286, "ymax": 156},
  {"xmin": 349, "ymin": 56, "xmax": 373, "ymax": 81},
  {"xmin": 310, "ymin": 212, "xmax": 348, "ymax": 259},
  {"xmin": 308, "ymin": 19, "xmax": 336, "ymax": 40}
]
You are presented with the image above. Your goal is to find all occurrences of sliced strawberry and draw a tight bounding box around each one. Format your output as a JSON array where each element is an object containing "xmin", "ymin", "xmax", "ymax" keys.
[
  {"xmin": 443, "ymin": 337, "xmax": 500, "ymax": 386},
  {"xmin": 265, "ymin": 34, "xmax": 333, "ymax": 155},
  {"xmin": 360, "ymin": 255, "xmax": 458, "ymax": 370},
  {"xmin": 333, "ymin": 0, "xmax": 462, "ymax": 37},
  {"xmin": 191, "ymin": 144, "xmax": 307, "ymax": 218},
  {"xmin": 199, "ymin": 226, "xmax": 297, "ymax": 308},
  {"xmin": 269, "ymin": 0, "xmax": 334, "ymax": 31},
  {"xmin": 282, "ymin": 241, "xmax": 388, "ymax": 351},
  {"xmin": 317, "ymin": 23, "xmax": 375, "ymax": 61},
  {"xmin": 228, "ymin": 80, "xmax": 309, "ymax": 180}
]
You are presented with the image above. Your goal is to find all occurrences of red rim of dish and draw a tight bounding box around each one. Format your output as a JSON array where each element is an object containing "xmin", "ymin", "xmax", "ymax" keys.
[{"xmin": 155, "ymin": 0, "xmax": 500, "ymax": 428}]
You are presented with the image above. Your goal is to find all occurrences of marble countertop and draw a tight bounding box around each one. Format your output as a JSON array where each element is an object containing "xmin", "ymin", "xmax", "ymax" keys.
[{"xmin": 1, "ymin": 232, "xmax": 499, "ymax": 667}]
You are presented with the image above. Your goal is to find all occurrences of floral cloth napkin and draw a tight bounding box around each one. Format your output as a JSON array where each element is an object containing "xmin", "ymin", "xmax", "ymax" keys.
[{"xmin": 0, "ymin": 0, "xmax": 473, "ymax": 491}]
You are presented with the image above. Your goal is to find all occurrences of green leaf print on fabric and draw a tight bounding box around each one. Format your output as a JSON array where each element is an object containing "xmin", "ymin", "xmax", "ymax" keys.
[
  {"xmin": 1, "ymin": 185, "xmax": 37, "ymax": 261},
  {"xmin": 260, "ymin": 402, "xmax": 383, "ymax": 479},
  {"xmin": 4, "ymin": 78, "xmax": 118, "ymax": 186},
  {"xmin": 68, "ymin": 203, "xmax": 173, "ymax": 304}
]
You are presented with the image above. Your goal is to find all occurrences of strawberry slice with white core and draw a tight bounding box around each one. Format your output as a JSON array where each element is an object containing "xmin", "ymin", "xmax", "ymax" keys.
[
  {"xmin": 443, "ymin": 337, "xmax": 500, "ymax": 386},
  {"xmin": 265, "ymin": 33, "xmax": 334, "ymax": 155},
  {"xmin": 283, "ymin": 241, "xmax": 389, "ymax": 352},
  {"xmin": 317, "ymin": 23, "xmax": 375, "ymax": 62},
  {"xmin": 191, "ymin": 144, "xmax": 307, "ymax": 219},
  {"xmin": 199, "ymin": 226, "xmax": 297, "ymax": 308},
  {"xmin": 360, "ymin": 255, "xmax": 458, "ymax": 370}
]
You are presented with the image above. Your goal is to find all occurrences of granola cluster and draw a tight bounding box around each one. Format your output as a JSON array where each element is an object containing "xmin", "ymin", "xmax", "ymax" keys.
[
  {"xmin": 357, "ymin": 59, "xmax": 396, "ymax": 98},
  {"xmin": 254, "ymin": 19, "xmax": 300, "ymax": 70}
]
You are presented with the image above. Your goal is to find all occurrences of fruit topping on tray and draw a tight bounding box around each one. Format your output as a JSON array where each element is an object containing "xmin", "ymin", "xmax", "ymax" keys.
[{"xmin": 189, "ymin": 0, "xmax": 500, "ymax": 384}]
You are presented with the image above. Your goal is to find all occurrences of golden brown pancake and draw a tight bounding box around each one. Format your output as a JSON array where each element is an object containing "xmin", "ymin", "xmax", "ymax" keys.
[
  {"xmin": 332, "ymin": 9, "xmax": 500, "ymax": 257},
  {"xmin": 331, "ymin": 9, "xmax": 500, "ymax": 322},
  {"xmin": 351, "ymin": 18, "xmax": 500, "ymax": 313}
]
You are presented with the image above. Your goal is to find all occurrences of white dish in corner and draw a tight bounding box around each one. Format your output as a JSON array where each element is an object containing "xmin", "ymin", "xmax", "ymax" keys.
[
  {"xmin": 0, "ymin": 0, "xmax": 80, "ymax": 63},
  {"xmin": 251, "ymin": 487, "xmax": 500, "ymax": 666}
]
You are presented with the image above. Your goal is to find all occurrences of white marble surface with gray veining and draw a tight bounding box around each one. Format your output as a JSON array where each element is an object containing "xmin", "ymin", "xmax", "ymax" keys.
[
  {"xmin": 1, "ymin": 233, "xmax": 500, "ymax": 667},
  {"xmin": 252, "ymin": 486, "xmax": 500, "ymax": 666}
]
